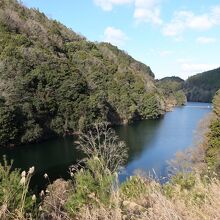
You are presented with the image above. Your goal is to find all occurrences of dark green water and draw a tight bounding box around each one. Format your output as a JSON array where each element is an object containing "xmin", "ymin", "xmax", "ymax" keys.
[{"xmin": 0, "ymin": 102, "xmax": 211, "ymax": 189}]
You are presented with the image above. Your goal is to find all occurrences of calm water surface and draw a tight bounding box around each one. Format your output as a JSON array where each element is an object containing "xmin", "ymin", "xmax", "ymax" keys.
[{"xmin": 0, "ymin": 102, "xmax": 211, "ymax": 189}]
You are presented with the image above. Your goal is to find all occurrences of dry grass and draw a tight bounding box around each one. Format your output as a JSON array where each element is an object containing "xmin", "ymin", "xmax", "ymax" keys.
[
  {"xmin": 71, "ymin": 175, "xmax": 220, "ymax": 220},
  {"xmin": 41, "ymin": 179, "xmax": 72, "ymax": 220},
  {"xmin": 146, "ymin": 178, "xmax": 220, "ymax": 220}
]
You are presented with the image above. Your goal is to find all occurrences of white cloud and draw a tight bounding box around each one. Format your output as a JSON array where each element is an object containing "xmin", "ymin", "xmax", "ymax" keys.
[
  {"xmin": 176, "ymin": 59, "xmax": 218, "ymax": 76},
  {"xmin": 188, "ymin": 15, "xmax": 213, "ymax": 31},
  {"xmin": 211, "ymin": 5, "xmax": 220, "ymax": 24},
  {"xmin": 177, "ymin": 58, "xmax": 191, "ymax": 63},
  {"xmin": 94, "ymin": 0, "xmax": 132, "ymax": 11},
  {"xmin": 196, "ymin": 37, "xmax": 217, "ymax": 44},
  {"xmin": 94, "ymin": 0, "xmax": 162, "ymax": 25},
  {"xmin": 103, "ymin": 26, "xmax": 128, "ymax": 46},
  {"xmin": 163, "ymin": 6, "xmax": 220, "ymax": 37},
  {"xmin": 135, "ymin": 0, "xmax": 156, "ymax": 8},
  {"xmin": 162, "ymin": 18, "xmax": 185, "ymax": 37},
  {"xmin": 181, "ymin": 63, "xmax": 218, "ymax": 74},
  {"xmin": 134, "ymin": 0, "xmax": 162, "ymax": 25},
  {"xmin": 159, "ymin": 50, "xmax": 173, "ymax": 57}
]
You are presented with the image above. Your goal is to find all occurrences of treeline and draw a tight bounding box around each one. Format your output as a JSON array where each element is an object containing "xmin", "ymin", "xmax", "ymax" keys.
[
  {"xmin": 0, "ymin": 0, "xmax": 166, "ymax": 147},
  {"xmin": 185, "ymin": 67, "xmax": 220, "ymax": 103}
]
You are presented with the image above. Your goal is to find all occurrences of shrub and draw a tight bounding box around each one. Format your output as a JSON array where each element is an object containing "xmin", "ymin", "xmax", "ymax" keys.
[
  {"xmin": 65, "ymin": 123, "xmax": 127, "ymax": 216},
  {"xmin": 65, "ymin": 157, "xmax": 115, "ymax": 215},
  {"xmin": 120, "ymin": 175, "xmax": 149, "ymax": 200},
  {"xmin": 0, "ymin": 156, "xmax": 37, "ymax": 219}
]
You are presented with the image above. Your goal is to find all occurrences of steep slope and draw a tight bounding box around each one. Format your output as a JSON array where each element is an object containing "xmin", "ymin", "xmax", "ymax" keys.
[
  {"xmin": 185, "ymin": 67, "xmax": 220, "ymax": 102},
  {"xmin": 0, "ymin": 0, "xmax": 165, "ymax": 147},
  {"xmin": 205, "ymin": 89, "xmax": 220, "ymax": 176},
  {"xmin": 157, "ymin": 76, "xmax": 186, "ymax": 110}
]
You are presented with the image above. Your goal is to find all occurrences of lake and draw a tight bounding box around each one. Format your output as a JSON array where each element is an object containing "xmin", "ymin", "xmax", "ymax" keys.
[{"xmin": 0, "ymin": 102, "xmax": 211, "ymax": 190}]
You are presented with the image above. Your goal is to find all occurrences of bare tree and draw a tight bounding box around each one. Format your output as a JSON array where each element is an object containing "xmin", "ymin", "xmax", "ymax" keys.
[{"xmin": 75, "ymin": 123, "xmax": 128, "ymax": 173}]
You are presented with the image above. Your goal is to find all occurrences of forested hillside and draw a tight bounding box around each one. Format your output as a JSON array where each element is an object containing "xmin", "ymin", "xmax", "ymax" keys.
[
  {"xmin": 0, "ymin": 0, "xmax": 166, "ymax": 147},
  {"xmin": 185, "ymin": 68, "xmax": 220, "ymax": 102},
  {"xmin": 157, "ymin": 76, "xmax": 186, "ymax": 110}
]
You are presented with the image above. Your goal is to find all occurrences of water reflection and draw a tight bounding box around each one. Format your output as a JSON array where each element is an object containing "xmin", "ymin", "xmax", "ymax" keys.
[
  {"xmin": 117, "ymin": 103, "xmax": 211, "ymax": 181},
  {"xmin": 115, "ymin": 119, "xmax": 163, "ymax": 163}
]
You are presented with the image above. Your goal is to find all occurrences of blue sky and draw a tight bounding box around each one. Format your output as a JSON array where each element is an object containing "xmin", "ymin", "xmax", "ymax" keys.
[{"xmin": 23, "ymin": 0, "xmax": 220, "ymax": 79}]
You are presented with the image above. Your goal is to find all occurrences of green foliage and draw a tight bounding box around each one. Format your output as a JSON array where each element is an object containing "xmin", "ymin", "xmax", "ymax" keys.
[
  {"xmin": 170, "ymin": 172, "xmax": 196, "ymax": 190},
  {"xmin": 205, "ymin": 119, "xmax": 220, "ymax": 173},
  {"xmin": 120, "ymin": 176, "xmax": 148, "ymax": 199},
  {"xmin": 0, "ymin": 104, "xmax": 20, "ymax": 146},
  {"xmin": 65, "ymin": 157, "xmax": 114, "ymax": 215},
  {"xmin": 163, "ymin": 172, "xmax": 210, "ymax": 206},
  {"xmin": 185, "ymin": 68, "xmax": 220, "ymax": 102},
  {"xmin": 139, "ymin": 93, "xmax": 163, "ymax": 118},
  {"xmin": 205, "ymin": 90, "xmax": 220, "ymax": 176},
  {"xmin": 174, "ymin": 91, "xmax": 186, "ymax": 106},
  {"xmin": 0, "ymin": 158, "xmax": 23, "ymax": 213},
  {"xmin": 21, "ymin": 121, "xmax": 43, "ymax": 143},
  {"xmin": 158, "ymin": 77, "xmax": 184, "ymax": 93},
  {"xmin": 213, "ymin": 90, "xmax": 220, "ymax": 117},
  {"xmin": 157, "ymin": 77, "xmax": 186, "ymax": 106},
  {"xmin": 0, "ymin": 156, "xmax": 37, "ymax": 219},
  {"xmin": 0, "ymin": 0, "xmax": 165, "ymax": 147},
  {"xmin": 65, "ymin": 123, "xmax": 127, "ymax": 215},
  {"xmin": 164, "ymin": 172, "xmax": 198, "ymax": 201}
]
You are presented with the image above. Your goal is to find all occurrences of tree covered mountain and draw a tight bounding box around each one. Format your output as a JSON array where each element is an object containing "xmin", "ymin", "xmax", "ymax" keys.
[
  {"xmin": 157, "ymin": 76, "xmax": 187, "ymax": 110},
  {"xmin": 0, "ymin": 0, "xmax": 167, "ymax": 147},
  {"xmin": 185, "ymin": 67, "xmax": 220, "ymax": 103},
  {"xmin": 158, "ymin": 69, "xmax": 220, "ymax": 104}
]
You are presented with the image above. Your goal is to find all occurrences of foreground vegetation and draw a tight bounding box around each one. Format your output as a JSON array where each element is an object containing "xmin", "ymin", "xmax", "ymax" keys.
[
  {"xmin": 205, "ymin": 90, "xmax": 220, "ymax": 177},
  {"xmin": 0, "ymin": 0, "xmax": 166, "ymax": 147},
  {"xmin": 0, "ymin": 89, "xmax": 220, "ymax": 219}
]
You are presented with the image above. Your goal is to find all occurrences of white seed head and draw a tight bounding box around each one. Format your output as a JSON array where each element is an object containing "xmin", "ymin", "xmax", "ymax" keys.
[
  {"xmin": 32, "ymin": 194, "xmax": 36, "ymax": 201},
  {"xmin": 28, "ymin": 166, "xmax": 35, "ymax": 174},
  {"xmin": 20, "ymin": 176, "xmax": 26, "ymax": 185},
  {"xmin": 39, "ymin": 206, "xmax": 43, "ymax": 211},
  {"xmin": 94, "ymin": 156, "xmax": 99, "ymax": 161},
  {"xmin": 70, "ymin": 172, "xmax": 74, "ymax": 177},
  {"xmin": 40, "ymin": 190, "xmax": 45, "ymax": 197},
  {"xmin": 21, "ymin": 171, "xmax": 26, "ymax": 177},
  {"xmin": 44, "ymin": 173, "xmax": 48, "ymax": 179}
]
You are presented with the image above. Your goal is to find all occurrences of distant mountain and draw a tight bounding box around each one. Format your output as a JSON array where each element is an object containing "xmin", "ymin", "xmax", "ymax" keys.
[
  {"xmin": 157, "ymin": 77, "xmax": 186, "ymax": 110},
  {"xmin": 185, "ymin": 68, "xmax": 220, "ymax": 103},
  {"xmin": 159, "ymin": 76, "xmax": 184, "ymax": 83},
  {"xmin": 0, "ymin": 0, "xmax": 167, "ymax": 147}
]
